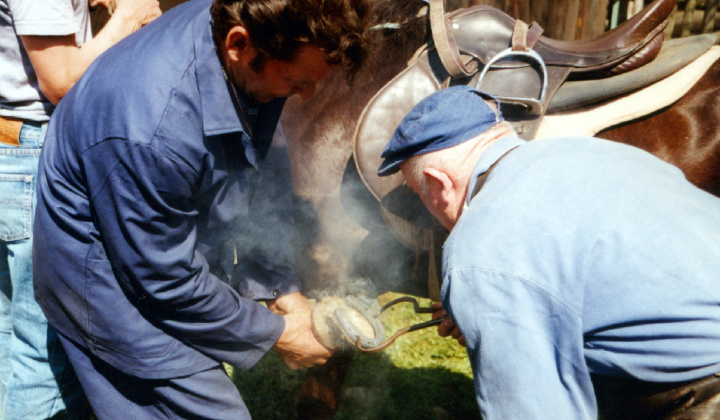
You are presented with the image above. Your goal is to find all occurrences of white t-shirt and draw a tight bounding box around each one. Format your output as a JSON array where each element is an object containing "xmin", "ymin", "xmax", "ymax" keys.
[{"xmin": 0, "ymin": 0, "xmax": 91, "ymax": 121}]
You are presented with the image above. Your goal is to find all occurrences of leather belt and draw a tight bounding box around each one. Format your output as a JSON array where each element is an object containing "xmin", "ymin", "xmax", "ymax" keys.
[{"xmin": 0, "ymin": 115, "xmax": 23, "ymax": 147}]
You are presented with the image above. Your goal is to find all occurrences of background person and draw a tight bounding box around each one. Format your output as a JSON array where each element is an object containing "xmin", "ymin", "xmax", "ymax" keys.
[
  {"xmin": 377, "ymin": 85, "xmax": 720, "ymax": 420},
  {"xmin": 0, "ymin": 0, "xmax": 160, "ymax": 418},
  {"xmin": 32, "ymin": 0, "xmax": 371, "ymax": 417}
]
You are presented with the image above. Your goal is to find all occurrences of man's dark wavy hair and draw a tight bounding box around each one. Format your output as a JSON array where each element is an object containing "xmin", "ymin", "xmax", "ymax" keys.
[{"xmin": 211, "ymin": 0, "xmax": 372, "ymax": 80}]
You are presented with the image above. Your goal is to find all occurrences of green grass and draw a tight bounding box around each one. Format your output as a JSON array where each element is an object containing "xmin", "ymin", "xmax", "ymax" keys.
[{"xmin": 229, "ymin": 292, "xmax": 481, "ymax": 419}]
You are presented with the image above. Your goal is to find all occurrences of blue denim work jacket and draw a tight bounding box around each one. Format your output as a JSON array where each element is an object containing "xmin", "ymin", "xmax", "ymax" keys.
[{"xmin": 33, "ymin": 0, "xmax": 299, "ymax": 379}]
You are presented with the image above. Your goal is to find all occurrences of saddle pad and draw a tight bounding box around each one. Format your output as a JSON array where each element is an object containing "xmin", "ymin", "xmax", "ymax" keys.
[
  {"xmin": 549, "ymin": 34, "xmax": 716, "ymax": 112},
  {"xmin": 536, "ymin": 45, "xmax": 720, "ymax": 139}
]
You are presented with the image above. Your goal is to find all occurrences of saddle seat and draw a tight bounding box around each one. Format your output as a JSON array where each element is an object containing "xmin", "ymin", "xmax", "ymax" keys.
[
  {"xmin": 421, "ymin": 0, "xmax": 679, "ymax": 139},
  {"xmin": 440, "ymin": 0, "xmax": 676, "ymax": 80}
]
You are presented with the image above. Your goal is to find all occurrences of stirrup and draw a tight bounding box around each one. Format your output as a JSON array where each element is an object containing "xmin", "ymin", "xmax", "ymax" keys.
[{"xmin": 476, "ymin": 48, "xmax": 549, "ymax": 115}]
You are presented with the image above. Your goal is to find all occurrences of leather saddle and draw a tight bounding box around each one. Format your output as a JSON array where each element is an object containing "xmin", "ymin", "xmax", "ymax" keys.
[
  {"xmin": 428, "ymin": 0, "xmax": 675, "ymax": 138},
  {"xmin": 349, "ymin": 0, "xmax": 708, "ymax": 299},
  {"xmin": 354, "ymin": 0, "xmax": 678, "ymax": 207}
]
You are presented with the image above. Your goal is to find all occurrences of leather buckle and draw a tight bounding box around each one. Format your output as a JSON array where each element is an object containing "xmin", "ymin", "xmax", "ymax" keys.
[{"xmin": 0, "ymin": 116, "xmax": 22, "ymax": 146}]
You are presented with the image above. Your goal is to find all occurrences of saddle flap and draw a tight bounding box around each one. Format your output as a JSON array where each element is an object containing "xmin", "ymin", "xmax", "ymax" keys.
[
  {"xmin": 353, "ymin": 62, "xmax": 440, "ymax": 201},
  {"xmin": 353, "ymin": 59, "xmax": 445, "ymax": 250}
]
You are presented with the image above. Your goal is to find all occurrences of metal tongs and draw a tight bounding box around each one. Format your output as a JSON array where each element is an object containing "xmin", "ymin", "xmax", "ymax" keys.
[{"xmin": 344, "ymin": 296, "xmax": 446, "ymax": 353}]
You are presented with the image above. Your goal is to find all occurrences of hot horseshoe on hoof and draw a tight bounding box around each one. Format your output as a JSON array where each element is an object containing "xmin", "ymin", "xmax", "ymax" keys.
[
  {"xmin": 311, "ymin": 295, "xmax": 446, "ymax": 353},
  {"xmin": 311, "ymin": 295, "xmax": 384, "ymax": 350}
]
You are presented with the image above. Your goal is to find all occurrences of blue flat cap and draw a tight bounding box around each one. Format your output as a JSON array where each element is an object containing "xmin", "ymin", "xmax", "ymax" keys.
[{"xmin": 377, "ymin": 86, "xmax": 503, "ymax": 176}]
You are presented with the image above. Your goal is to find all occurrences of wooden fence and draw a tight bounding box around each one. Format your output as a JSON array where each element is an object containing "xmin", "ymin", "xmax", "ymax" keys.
[
  {"xmin": 92, "ymin": 0, "xmax": 719, "ymax": 42},
  {"xmin": 465, "ymin": 0, "xmax": 719, "ymax": 40},
  {"xmin": 661, "ymin": 0, "xmax": 719, "ymax": 37}
]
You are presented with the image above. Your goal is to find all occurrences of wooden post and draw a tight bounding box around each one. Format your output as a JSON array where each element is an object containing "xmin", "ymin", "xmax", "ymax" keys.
[
  {"xmin": 664, "ymin": 3, "xmax": 678, "ymax": 38},
  {"xmin": 542, "ymin": 0, "xmax": 581, "ymax": 40},
  {"xmin": 528, "ymin": 0, "xmax": 550, "ymax": 37},
  {"xmin": 627, "ymin": 0, "xmax": 645, "ymax": 19},
  {"xmin": 578, "ymin": 0, "xmax": 609, "ymax": 39},
  {"xmin": 510, "ymin": 0, "xmax": 519, "ymax": 18},
  {"xmin": 517, "ymin": 0, "xmax": 532, "ymax": 24},
  {"xmin": 617, "ymin": 0, "xmax": 629, "ymax": 24},
  {"xmin": 577, "ymin": 0, "xmax": 591, "ymax": 39},
  {"xmin": 703, "ymin": 0, "xmax": 718, "ymax": 33},
  {"xmin": 681, "ymin": 0, "xmax": 698, "ymax": 37}
]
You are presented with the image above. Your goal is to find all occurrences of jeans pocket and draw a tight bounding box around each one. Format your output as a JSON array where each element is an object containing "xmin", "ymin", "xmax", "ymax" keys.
[{"xmin": 0, "ymin": 174, "xmax": 33, "ymax": 241}]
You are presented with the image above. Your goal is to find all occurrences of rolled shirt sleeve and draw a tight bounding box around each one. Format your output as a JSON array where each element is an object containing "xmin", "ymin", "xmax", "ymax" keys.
[{"xmin": 8, "ymin": 0, "xmax": 80, "ymax": 36}]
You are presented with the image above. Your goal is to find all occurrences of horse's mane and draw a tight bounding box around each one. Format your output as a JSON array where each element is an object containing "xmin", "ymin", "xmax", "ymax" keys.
[{"xmin": 364, "ymin": 0, "xmax": 430, "ymax": 71}]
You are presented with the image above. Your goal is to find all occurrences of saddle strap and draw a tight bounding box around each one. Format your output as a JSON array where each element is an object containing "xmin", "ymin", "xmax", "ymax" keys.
[
  {"xmin": 469, "ymin": 146, "xmax": 519, "ymax": 201},
  {"xmin": 430, "ymin": 0, "xmax": 477, "ymax": 78},
  {"xmin": 431, "ymin": 0, "xmax": 545, "ymax": 79},
  {"xmin": 511, "ymin": 20, "xmax": 543, "ymax": 52}
]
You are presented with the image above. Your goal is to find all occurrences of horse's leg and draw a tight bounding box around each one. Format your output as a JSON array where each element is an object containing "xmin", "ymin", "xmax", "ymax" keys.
[
  {"xmin": 283, "ymin": 63, "xmax": 411, "ymax": 420},
  {"xmin": 282, "ymin": 2, "xmax": 435, "ymax": 416},
  {"xmin": 283, "ymin": 68, "xmax": 384, "ymax": 294},
  {"xmin": 599, "ymin": 59, "xmax": 720, "ymax": 198},
  {"xmin": 297, "ymin": 350, "xmax": 354, "ymax": 420}
]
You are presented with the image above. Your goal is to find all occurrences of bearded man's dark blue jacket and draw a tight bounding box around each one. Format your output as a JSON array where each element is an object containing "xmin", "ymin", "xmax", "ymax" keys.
[{"xmin": 33, "ymin": 0, "xmax": 298, "ymax": 378}]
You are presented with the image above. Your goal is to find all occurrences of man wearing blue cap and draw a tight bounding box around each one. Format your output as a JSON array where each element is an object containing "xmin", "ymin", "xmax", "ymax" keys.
[{"xmin": 378, "ymin": 85, "xmax": 720, "ymax": 419}]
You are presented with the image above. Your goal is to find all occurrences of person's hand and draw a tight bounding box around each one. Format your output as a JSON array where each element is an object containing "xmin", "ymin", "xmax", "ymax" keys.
[
  {"xmin": 113, "ymin": 0, "xmax": 161, "ymax": 28},
  {"xmin": 266, "ymin": 291, "xmax": 313, "ymax": 315},
  {"xmin": 272, "ymin": 308, "xmax": 333, "ymax": 369},
  {"xmin": 431, "ymin": 302, "xmax": 466, "ymax": 347}
]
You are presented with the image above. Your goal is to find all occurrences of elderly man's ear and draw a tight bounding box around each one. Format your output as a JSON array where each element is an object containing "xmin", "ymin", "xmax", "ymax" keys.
[{"xmin": 423, "ymin": 167, "xmax": 456, "ymax": 207}]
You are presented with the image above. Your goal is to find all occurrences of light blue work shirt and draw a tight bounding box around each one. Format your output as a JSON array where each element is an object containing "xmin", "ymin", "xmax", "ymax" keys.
[{"xmin": 442, "ymin": 135, "xmax": 720, "ymax": 420}]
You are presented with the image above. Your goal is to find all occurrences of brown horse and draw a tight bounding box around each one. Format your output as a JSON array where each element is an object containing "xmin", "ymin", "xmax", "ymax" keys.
[
  {"xmin": 90, "ymin": 0, "xmax": 720, "ymax": 303},
  {"xmin": 598, "ymin": 63, "xmax": 720, "ymax": 198},
  {"xmin": 282, "ymin": 0, "xmax": 434, "ymax": 296},
  {"xmin": 281, "ymin": 0, "xmax": 720, "ymax": 300}
]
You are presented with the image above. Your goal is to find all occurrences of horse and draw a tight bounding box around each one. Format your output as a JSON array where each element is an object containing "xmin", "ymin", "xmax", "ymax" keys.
[
  {"xmin": 281, "ymin": 3, "xmax": 720, "ymax": 411},
  {"xmin": 598, "ymin": 66, "xmax": 720, "ymax": 198},
  {"xmin": 281, "ymin": 0, "xmax": 720, "ymax": 300}
]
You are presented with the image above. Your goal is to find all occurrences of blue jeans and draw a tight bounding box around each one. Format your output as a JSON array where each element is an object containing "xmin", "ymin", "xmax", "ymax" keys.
[{"xmin": 0, "ymin": 122, "xmax": 86, "ymax": 419}]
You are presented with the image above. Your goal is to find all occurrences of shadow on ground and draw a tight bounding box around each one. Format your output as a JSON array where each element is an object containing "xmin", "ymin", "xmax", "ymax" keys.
[{"xmin": 231, "ymin": 351, "xmax": 480, "ymax": 420}]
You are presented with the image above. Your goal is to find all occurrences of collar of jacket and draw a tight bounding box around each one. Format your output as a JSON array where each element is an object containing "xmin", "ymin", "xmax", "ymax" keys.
[{"xmin": 195, "ymin": 16, "xmax": 246, "ymax": 138}]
